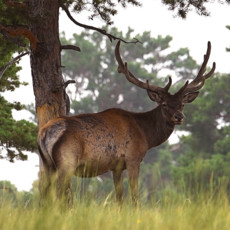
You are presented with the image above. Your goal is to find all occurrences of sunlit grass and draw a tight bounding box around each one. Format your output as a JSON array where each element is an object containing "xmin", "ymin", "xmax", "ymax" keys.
[{"xmin": 0, "ymin": 191, "xmax": 230, "ymax": 230}]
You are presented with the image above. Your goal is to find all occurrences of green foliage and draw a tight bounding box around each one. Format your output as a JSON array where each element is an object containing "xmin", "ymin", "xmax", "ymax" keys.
[
  {"xmin": 0, "ymin": 0, "xmax": 29, "ymax": 26},
  {"xmin": 0, "ymin": 39, "xmax": 25, "ymax": 92},
  {"xmin": 62, "ymin": 0, "xmax": 141, "ymax": 24},
  {"xmin": 0, "ymin": 96, "xmax": 37, "ymax": 162},
  {"xmin": 0, "ymin": 3, "xmax": 37, "ymax": 162},
  {"xmin": 167, "ymin": 80, "xmax": 230, "ymax": 203},
  {"xmin": 171, "ymin": 153, "xmax": 230, "ymax": 198},
  {"xmin": 214, "ymin": 126, "xmax": 230, "ymax": 155},
  {"xmin": 162, "ymin": 0, "xmax": 230, "ymax": 18},
  {"xmin": 0, "ymin": 180, "xmax": 17, "ymax": 204},
  {"xmin": 0, "ymin": 96, "xmax": 38, "ymax": 161},
  {"xmin": 171, "ymin": 73, "xmax": 230, "ymax": 197},
  {"xmin": 0, "ymin": 180, "xmax": 35, "ymax": 207},
  {"xmin": 0, "ymin": 0, "xmax": 29, "ymax": 56},
  {"xmin": 0, "ymin": 41, "xmax": 37, "ymax": 161},
  {"xmin": 179, "ymin": 73, "xmax": 230, "ymax": 154}
]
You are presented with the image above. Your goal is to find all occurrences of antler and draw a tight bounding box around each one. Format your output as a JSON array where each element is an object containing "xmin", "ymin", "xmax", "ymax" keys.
[
  {"xmin": 115, "ymin": 41, "xmax": 215, "ymax": 98},
  {"xmin": 115, "ymin": 41, "xmax": 172, "ymax": 93},
  {"xmin": 179, "ymin": 41, "xmax": 216, "ymax": 95}
]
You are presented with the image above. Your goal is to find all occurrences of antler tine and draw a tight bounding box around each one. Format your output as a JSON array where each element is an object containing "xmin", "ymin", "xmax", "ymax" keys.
[
  {"xmin": 164, "ymin": 76, "xmax": 172, "ymax": 91},
  {"xmin": 203, "ymin": 61, "xmax": 216, "ymax": 79},
  {"xmin": 197, "ymin": 41, "xmax": 211, "ymax": 79},
  {"xmin": 115, "ymin": 41, "xmax": 171, "ymax": 93},
  {"xmin": 182, "ymin": 41, "xmax": 216, "ymax": 94},
  {"xmin": 115, "ymin": 41, "xmax": 149, "ymax": 90}
]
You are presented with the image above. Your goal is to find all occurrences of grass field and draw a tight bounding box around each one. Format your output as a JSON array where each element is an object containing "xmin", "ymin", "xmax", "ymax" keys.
[{"xmin": 0, "ymin": 192, "xmax": 229, "ymax": 230}]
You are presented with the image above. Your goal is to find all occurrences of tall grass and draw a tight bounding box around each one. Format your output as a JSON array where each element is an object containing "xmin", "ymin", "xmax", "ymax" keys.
[{"xmin": 0, "ymin": 190, "xmax": 229, "ymax": 230}]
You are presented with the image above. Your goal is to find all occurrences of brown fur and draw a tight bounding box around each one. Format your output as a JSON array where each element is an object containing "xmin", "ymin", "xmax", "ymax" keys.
[
  {"xmin": 38, "ymin": 41, "xmax": 215, "ymax": 206},
  {"xmin": 38, "ymin": 94, "xmax": 189, "ymax": 205}
]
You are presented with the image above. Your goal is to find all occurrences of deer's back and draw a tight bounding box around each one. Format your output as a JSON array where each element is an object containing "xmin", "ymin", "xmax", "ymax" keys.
[{"xmin": 38, "ymin": 108, "xmax": 148, "ymax": 176}]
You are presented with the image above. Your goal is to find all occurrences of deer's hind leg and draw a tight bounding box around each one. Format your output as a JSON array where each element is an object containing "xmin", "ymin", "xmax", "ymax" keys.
[
  {"xmin": 52, "ymin": 137, "xmax": 81, "ymax": 207},
  {"xmin": 56, "ymin": 167, "xmax": 75, "ymax": 207},
  {"xmin": 38, "ymin": 163, "xmax": 57, "ymax": 206}
]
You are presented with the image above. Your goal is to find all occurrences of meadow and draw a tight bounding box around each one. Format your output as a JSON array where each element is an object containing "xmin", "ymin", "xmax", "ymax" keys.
[{"xmin": 0, "ymin": 190, "xmax": 229, "ymax": 230}]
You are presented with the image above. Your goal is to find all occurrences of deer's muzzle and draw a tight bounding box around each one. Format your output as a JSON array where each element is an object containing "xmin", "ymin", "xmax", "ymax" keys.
[{"xmin": 172, "ymin": 111, "xmax": 184, "ymax": 124}]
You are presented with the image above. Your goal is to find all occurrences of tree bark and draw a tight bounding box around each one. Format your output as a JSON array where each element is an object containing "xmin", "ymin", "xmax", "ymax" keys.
[{"xmin": 28, "ymin": 0, "xmax": 66, "ymax": 128}]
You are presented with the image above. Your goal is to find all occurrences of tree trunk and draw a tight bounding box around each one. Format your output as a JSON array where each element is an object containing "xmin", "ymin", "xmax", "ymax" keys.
[
  {"xmin": 26, "ymin": 0, "xmax": 67, "ymax": 191},
  {"xmin": 28, "ymin": 0, "xmax": 66, "ymax": 129}
]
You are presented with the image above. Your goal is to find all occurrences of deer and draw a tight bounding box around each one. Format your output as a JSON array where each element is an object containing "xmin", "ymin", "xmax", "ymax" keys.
[{"xmin": 38, "ymin": 41, "xmax": 215, "ymax": 206}]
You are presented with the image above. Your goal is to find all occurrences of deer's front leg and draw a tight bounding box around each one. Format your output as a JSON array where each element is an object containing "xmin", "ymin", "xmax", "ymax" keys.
[
  {"xmin": 127, "ymin": 163, "xmax": 140, "ymax": 206},
  {"xmin": 113, "ymin": 169, "xmax": 124, "ymax": 204}
]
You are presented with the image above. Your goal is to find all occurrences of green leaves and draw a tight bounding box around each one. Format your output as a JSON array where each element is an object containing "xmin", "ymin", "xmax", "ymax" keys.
[
  {"xmin": 0, "ymin": 96, "xmax": 37, "ymax": 162},
  {"xmin": 0, "ymin": 2, "xmax": 37, "ymax": 161},
  {"xmin": 63, "ymin": 0, "xmax": 141, "ymax": 25},
  {"xmin": 171, "ymin": 153, "xmax": 230, "ymax": 197},
  {"xmin": 180, "ymin": 73, "xmax": 230, "ymax": 154},
  {"xmin": 162, "ymin": 0, "xmax": 213, "ymax": 18}
]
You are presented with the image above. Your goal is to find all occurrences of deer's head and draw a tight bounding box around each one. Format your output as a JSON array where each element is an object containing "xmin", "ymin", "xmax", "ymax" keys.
[{"xmin": 115, "ymin": 41, "xmax": 216, "ymax": 125}]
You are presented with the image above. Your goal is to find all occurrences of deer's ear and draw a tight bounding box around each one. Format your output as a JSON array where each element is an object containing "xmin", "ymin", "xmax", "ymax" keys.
[
  {"xmin": 147, "ymin": 90, "xmax": 163, "ymax": 103},
  {"xmin": 183, "ymin": 92, "xmax": 199, "ymax": 103}
]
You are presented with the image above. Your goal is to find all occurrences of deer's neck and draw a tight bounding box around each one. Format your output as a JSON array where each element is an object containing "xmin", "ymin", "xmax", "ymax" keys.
[{"xmin": 133, "ymin": 106, "xmax": 175, "ymax": 149}]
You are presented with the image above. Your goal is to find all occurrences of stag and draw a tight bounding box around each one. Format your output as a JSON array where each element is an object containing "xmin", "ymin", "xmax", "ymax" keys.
[{"xmin": 38, "ymin": 41, "xmax": 215, "ymax": 205}]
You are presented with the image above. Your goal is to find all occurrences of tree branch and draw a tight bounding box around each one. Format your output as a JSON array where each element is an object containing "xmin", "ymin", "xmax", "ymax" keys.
[
  {"xmin": 0, "ymin": 24, "xmax": 39, "ymax": 50},
  {"xmin": 61, "ymin": 45, "xmax": 81, "ymax": 52},
  {"xmin": 62, "ymin": 80, "xmax": 76, "ymax": 89},
  {"xmin": 52, "ymin": 80, "xmax": 76, "ymax": 93},
  {"xmin": 0, "ymin": 52, "xmax": 30, "ymax": 80},
  {"xmin": 1, "ymin": 28, "xmax": 26, "ymax": 47},
  {"xmin": 60, "ymin": 3, "xmax": 141, "ymax": 44}
]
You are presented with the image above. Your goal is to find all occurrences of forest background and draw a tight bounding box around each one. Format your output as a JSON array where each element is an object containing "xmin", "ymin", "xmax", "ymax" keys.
[{"xmin": 0, "ymin": 0, "xmax": 230, "ymax": 203}]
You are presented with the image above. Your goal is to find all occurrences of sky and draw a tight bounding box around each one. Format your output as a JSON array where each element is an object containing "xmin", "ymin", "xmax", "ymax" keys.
[{"xmin": 1, "ymin": 1, "xmax": 230, "ymax": 191}]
